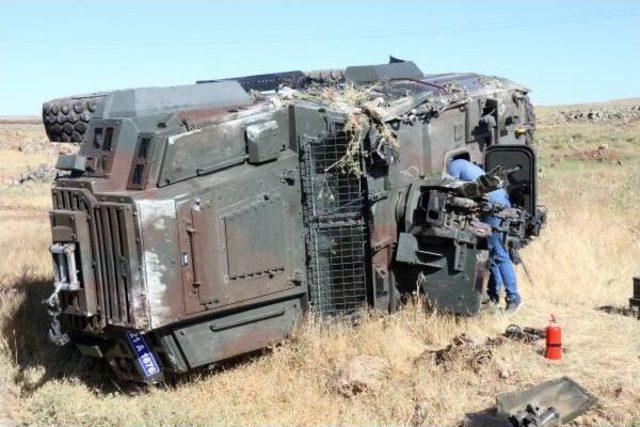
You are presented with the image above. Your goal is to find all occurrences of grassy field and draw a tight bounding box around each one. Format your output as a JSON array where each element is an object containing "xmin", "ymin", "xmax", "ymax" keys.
[{"xmin": 1, "ymin": 101, "xmax": 639, "ymax": 426}]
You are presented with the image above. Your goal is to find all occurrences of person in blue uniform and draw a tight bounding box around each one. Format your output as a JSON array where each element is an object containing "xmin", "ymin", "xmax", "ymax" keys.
[{"xmin": 447, "ymin": 158, "xmax": 523, "ymax": 313}]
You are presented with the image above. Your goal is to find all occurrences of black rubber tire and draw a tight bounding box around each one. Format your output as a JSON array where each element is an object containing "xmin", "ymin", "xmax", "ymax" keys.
[
  {"xmin": 71, "ymin": 131, "xmax": 83, "ymax": 142},
  {"xmin": 50, "ymin": 124, "xmax": 63, "ymax": 135},
  {"xmin": 67, "ymin": 112, "xmax": 78, "ymax": 123},
  {"xmin": 74, "ymin": 122, "xmax": 88, "ymax": 133},
  {"xmin": 73, "ymin": 101, "xmax": 84, "ymax": 114}
]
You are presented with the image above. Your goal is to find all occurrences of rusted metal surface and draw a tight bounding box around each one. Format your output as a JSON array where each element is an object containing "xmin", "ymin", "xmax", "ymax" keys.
[
  {"xmin": 135, "ymin": 198, "xmax": 183, "ymax": 329},
  {"xmin": 50, "ymin": 186, "xmax": 147, "ymax": 331}
]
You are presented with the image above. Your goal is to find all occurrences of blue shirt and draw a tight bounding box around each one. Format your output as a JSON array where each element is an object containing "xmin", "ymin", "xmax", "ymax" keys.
[{"xmin": 447, "ymin": 159, "xmax": 511, "ymax": 207}]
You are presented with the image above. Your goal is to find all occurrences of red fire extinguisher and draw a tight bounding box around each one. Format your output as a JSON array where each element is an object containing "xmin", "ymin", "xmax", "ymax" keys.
[{"xmin": 545, "ymin": 315, "xmax": 562, "ymax": 360}]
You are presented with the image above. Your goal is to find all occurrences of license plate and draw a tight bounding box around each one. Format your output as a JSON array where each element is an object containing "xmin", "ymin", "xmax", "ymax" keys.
[{"xmin": 126, "ymin": 331, "xmax": 161, "ymax": 380}]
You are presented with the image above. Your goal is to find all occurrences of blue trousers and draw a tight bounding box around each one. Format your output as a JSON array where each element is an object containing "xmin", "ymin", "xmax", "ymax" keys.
[{"xmin": 485, "ymin": 217, "xmax": 520, "ymax": 304}]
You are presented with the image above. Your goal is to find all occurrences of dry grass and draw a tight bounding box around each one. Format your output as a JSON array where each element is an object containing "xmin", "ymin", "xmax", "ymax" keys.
[{"xmin": 1, "ymin": 105, "xmax": 640, "ymax": 426}]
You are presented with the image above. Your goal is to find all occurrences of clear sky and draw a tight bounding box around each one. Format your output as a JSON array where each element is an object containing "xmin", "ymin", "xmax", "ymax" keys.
[{"xmin": 1, "ymin": 0, "xmax": 639, "ymax": 115}]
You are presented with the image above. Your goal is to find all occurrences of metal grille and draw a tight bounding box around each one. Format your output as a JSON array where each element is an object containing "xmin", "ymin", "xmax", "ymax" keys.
[
  {"xmin": 308, "ymin": 222, "xmax": 367, "ymax": 315},
  {"xmin": 53, "ymin": 188, "xmax": 88, "ymax": 212},
  {"xmin": 302, "ymin": 128, "xmax": 364, "ymax": 219},
  {"xmin": 52, "ymin": 188, "xmax": 133, "ymax": 328},
  {"xmin": 93, "ymin": 205, "xmax": 132, "ymax": 324},
  {"xmin": 301, "ymin": 124, "xmax": 369, "ymax": 316}
]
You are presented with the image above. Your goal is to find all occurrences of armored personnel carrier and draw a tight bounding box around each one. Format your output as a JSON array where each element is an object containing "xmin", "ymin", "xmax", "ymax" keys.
[{"xmin": 43, "ymin": 60, "xmax": 544, "ymax": 383}]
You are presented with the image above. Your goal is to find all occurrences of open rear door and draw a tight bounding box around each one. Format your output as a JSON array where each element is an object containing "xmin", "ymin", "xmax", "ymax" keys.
[{"xmin": 484, "ymin": 145, "xmax": 537, "ymax": 214}]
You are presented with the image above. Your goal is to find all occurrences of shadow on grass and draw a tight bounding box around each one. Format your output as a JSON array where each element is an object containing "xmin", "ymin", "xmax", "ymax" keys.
[
  {"xmin": 597, "ymin": 305, "xmax": 639, "ymax": 319},
  {"xmin": 463, "ymin": 407, "xmax": 511, "ymax": 427},
  {"xmin": 0, "ymin": 275, "xmax": 115, "ymax": 396},
  {"xmin": 1, "ymin": 274, "xmax": 280, "ymax": 396}
]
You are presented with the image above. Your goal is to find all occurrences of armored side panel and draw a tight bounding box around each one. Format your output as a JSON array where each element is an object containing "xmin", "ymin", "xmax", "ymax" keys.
[
  {"xmin": 161, "ymin": 151, "xmax": 306, "ymax": 323},
  {"xmin": 395, "ymin": 233, "xmax": 489, "ymax": 313},
  {"xmin": 156, "ymin": 298, "xmax": 302, "ymax": 372}
]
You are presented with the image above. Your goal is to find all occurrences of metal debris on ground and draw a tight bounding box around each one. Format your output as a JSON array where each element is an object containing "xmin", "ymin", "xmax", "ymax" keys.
[
  {"xmin": 10, "ymin": 163, "xmax": 57, "ymax": 186},
  {"xmin": 504, "ymin": 324, "xmax": 546, "ymax": 343},
  {"xmin": 426, "ymin": 334, "xmax": 494, "ymax": 373},
  {"xmin": 497, "ymin": 376, "xmax": 598, "ymax": 426},
  {"xmin": 511, "ymin": 401, "xmax": 560, "ymax": 426}
]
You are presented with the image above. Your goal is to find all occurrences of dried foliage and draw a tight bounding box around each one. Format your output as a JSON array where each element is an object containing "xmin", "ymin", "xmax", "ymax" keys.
[
  {"xmin": 325, "ymin": 112, "xmax": 368, "ymax": 176},
  {"xmin": 287, "ymin": 83, "xmax": 399, "ymax": 177}
]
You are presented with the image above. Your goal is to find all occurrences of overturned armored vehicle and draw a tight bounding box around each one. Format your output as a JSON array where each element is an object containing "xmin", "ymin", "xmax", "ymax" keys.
[{"xmin": 44, "ymin": 60, "xmax": 544, "ymax": 383}]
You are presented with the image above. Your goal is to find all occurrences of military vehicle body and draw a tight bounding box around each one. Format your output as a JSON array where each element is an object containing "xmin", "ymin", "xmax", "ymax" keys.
[{"xmin": 43, "ymin": 60, "xmax": 544, "ymax": 383}]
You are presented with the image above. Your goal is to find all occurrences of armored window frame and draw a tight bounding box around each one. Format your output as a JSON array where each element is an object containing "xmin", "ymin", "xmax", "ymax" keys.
[
  {"xmin": 127, "ymin": 134, "xmax": 157, "ymax": 190},
  {"xmin": 79, "ymin": 120, "xmax": 121, "ymax": 177}
]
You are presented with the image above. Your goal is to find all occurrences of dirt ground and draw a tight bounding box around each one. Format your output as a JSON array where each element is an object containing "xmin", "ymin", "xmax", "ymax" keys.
[{"xmin": 0, "ymin": 101, "xmax": 639, "ymax": 426}]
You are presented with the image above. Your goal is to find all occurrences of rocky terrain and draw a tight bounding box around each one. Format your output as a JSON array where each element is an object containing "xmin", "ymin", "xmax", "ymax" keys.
[{"xmin": 555, "ymin": 104, "xmax": 640, "ymax": 124}]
